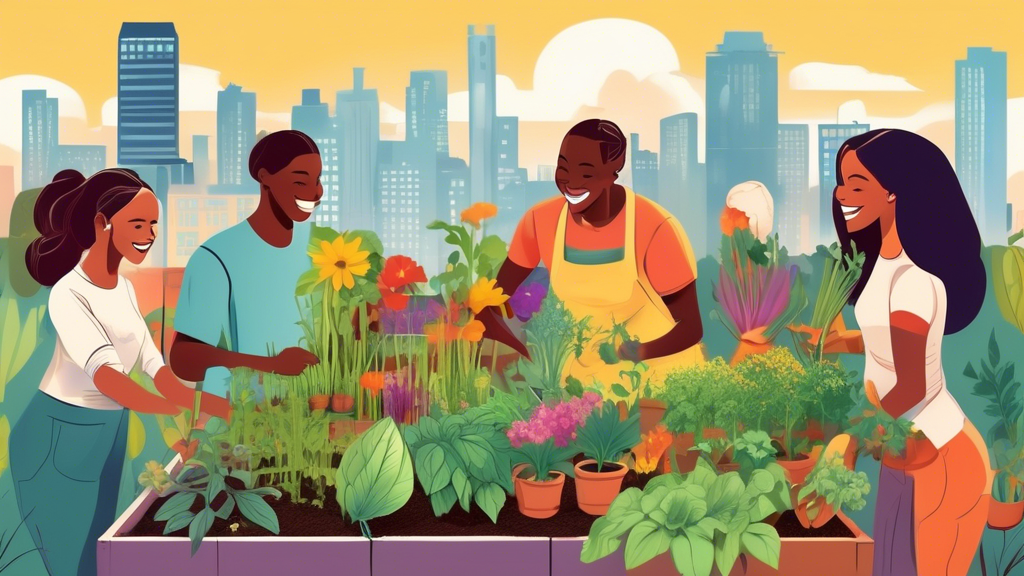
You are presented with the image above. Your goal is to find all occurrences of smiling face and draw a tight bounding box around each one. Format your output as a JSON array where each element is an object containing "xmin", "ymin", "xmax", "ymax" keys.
[
  {"xmin": 258, "ymin": 153, "xmax": 324, "ymax": 222},
  {"xmin": 555, "ymin": 135, "xmax": 623, "ymax": 215},
  {"xmin": 834, "ymin": 150, "xmax": 895, "ymax": 233},
  {"xmin": 107, "ymin": 189, "xmax": 159, "ymax": 265}
]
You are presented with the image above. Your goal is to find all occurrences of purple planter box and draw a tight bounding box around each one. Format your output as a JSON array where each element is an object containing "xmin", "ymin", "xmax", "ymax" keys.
[
  {"xmin": 372, "ymin": 537, "xmax": 549, "ymax": 576},
  {"xmin": 552, "ymin": 538, "xmax": 627, "ymax": 576}
]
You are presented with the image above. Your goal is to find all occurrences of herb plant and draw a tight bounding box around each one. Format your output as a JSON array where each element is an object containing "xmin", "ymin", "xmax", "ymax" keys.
[
  {"xmin": 658, "ymin": 358, "xmax": 751, "ymax": 442},
  {"xmin": 335, "ymin": 418, "xmax": 414, "ymax": 538},
  {"xmin": 800, "ymin": 242, "xmax": 865, "ymax": 363},
  {"xmin": 735, "ymin": 347, "xmax": 808, "ymax": 460},
  {"xmin": 575, "ymin": 400, "xmax": 641, "ymax": 472},
  {"xmin": 796, "ymin": 454, "xmax": 871, "ymax": 526},
  {"xmin": 403, "ymin": 410, "xmax": 515, "ymax": 523},
  {"xmin": 845, "ymin": 393, "xmax": 920, "ymax": 461},
  {"xmin": 513, "ymin": 291, "xmax": 592, "ymax": 402}
]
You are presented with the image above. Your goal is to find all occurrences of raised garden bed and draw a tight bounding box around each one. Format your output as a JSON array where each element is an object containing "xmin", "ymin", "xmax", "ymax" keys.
[{"xmin": 100, "ymin": 457, "xmax": 873, "ymax": 576}]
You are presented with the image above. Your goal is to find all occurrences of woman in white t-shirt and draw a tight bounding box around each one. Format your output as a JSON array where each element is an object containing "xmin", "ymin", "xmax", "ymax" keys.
[
  {"xmin": 10, "ymin": 169, "xmax": 228, "ymax": 576},
  {"xmin": 809, "ymin": 129, "xmax": 990, "ymax": 575}
]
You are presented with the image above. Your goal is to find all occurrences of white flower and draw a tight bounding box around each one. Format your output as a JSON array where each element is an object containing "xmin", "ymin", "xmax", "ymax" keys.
[{"xmin": 726, "ymin": 181, "xmax": 774, "ymax": 242}]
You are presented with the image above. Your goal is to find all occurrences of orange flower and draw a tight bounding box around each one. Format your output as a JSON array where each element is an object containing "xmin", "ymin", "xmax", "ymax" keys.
[
  {"xmin": 424, "ymin": 321, "xmax": 460, "ymax": 344},
  {"xmin": 459, "ymin": 320, "xmax": 485, "ymax": 342},
  {"xmin": 460, "ymin": 202, "xmax": 498, "ymax": 230},
  {"xmin": 379, "ymin": 286, "xmax": 410, "ymax": 311},
  {"xmin": 720, "ymin": 206, "xmax": 750, "ymax": 237},
  {"xmin": 632, "ymin": 425, "xmax": 673, "ymax": 474},
  {"xmin": 359, "ymin": 372, "xmax": 386, "ymax": 397}
]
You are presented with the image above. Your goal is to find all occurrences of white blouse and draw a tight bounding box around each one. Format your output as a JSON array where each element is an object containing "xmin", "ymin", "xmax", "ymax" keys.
[
  {"xmin": 854, "ymin": 251, "xmax": 965, "ymax": 449},
  {"xmin": 39, "ymin": 265, "xmax": 165, "ymax": 410}
]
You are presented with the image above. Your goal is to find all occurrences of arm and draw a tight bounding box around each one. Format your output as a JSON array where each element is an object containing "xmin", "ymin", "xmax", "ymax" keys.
[
  {"xmin": 169, "ymin": 334, "xmax": 279, "ymax": 382},
  {"xmin": 479, "ymin": 211, "xmax": 539, "ymax": 358},
  {"xmin": 881, "ymin": 311, "xmax": 929, "ymax": 418},
  {"xmin": 631, "ymin": 283, "xmax": 703, "ymax": 361},
  {"xmin": 94, "ymin": 366, "xmax": 180, "ymax": 414},
  {"xmin": 154, "ymin": 367, "xmax": 231, "ymax": 420}
]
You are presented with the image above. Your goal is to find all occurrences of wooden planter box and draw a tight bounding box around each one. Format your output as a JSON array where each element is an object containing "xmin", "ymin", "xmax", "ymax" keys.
[{"xmin": 100, "ymin": 459, "xmax": 872, "ymax": 576}]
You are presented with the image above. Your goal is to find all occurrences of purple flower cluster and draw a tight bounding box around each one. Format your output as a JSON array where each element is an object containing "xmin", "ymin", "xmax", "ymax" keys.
[
  {"xmin": 379, "ymin": 303, "xmax": 444, "ymax": 335},
  {"xmin": 383, "ymin": 371, "xmax": 414, "ymax": 422},
  {"xmin": 506, "ymin": 392, "xmax": 602, "ymax": 448},
  {"xmin": 509, "ymin": 282, "xmax": 549, "ymax": 322}
]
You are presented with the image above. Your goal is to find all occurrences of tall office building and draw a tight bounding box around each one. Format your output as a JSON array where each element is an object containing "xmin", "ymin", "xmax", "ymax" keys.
[
  {"xmin": 117, "ymin": 23, "xmax": 182, "ymax": 165},
  {"xmin": 377, "ymin": 140, "xmax": 437, "ymax": 270},
  {"xmin": 337, "ymin": 68, "xmax": 380, "ymax": 233},
  {"xmin": 776, "ymin": 124, "xmax": 809, "ymax": 253},
  {"xmin": 406, "ymin": 71, "xmax": 449, "ymax": 156},
  {"xmin": 291, "ymin": 89, "xmax": 342, "ymax": 226},
  {"xmin": 630, "ymin": 133, "xmax": 659, "ymax": 201},
  {"xmin": 956, "ymin": 47, "xmax": 1008, "ymax": 246},
  {"xmin": 706, "ymin": 32, "xmax": 780, "ymax": 255},
  {"xmin": 468, "ymin": 25, "xmax": 497, "ymax": 204},
  {"xmin": 54, "ymin": 145, "xmax": 106, "ymax": 177},
  {"xmin": 817, "ymin": 123, "xmax": 870, "ymax": 245},
  {"xmin": 659, "ymin": 113, "xmax": 705, "ymax": 259},
  {"xmin": 496, "ymin": 116, "xmax": 523, "ymax": 190},
  {"xmin": 217, "ymin": 84, "xmax": 257, "ymax": 186},
  {"xmin": 22, "ymin": 90, "xmax": 58, "ymax": 189},
  {"xmin": 0, "ymin": 166, "xmax": 13, "ymax": 237},
  {"xmin": 537, "ymin": 165, "xmax": 556, "ymax": 182},
  {"xmin": 192, "ymin": 135, "xmax": 210, "ymax": 186}
]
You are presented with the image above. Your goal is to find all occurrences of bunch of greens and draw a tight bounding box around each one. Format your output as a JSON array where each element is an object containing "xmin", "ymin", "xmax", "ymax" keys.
[
  {"xmin": 732, "ymin": 431, "xmax": 778, "ymax": 477},
  {"xmin": 335, "ymin": 418, "xmax": 414, "ymax": 539},
  {"xmin": 512, "ymin": 291, "xmax": 592, "ymax": 402},
  {"xmin": 796, "ymin": 454, "xmax": 871, "ymax": 526},
  {"xmin": 845, "ymin": 392, "xmax": 920, "ymax": 461},
  {"xmin": 800, "ymin": 360, "xmax": 858, "ymax": 436},
  {"xmin": 580, "ymin": 459, "xmax": 788, "ymax": 576},
  {"xmin": 150, "ymin": 417, "xmax": 283, "ymax": 556},
  {"xmin": 575, "ymin": 401, "xmax": 641, "ymax": 472},
  {"xmin": 735, "ymin": 347, "xmax": 807, "ymax": 460},
  {"xmin": 658, "ymin": 358, "xmax": 749, "ymax": 443},
  {"xmin": 800, "ymin": 242, "xmax": 865, "ymax": 363},
  {"xmin": 403, "ymin": 410, "xmax": 514, "ymax": 523}
]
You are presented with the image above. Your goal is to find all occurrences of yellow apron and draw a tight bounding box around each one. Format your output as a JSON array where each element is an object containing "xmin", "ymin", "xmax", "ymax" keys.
[{"xmin": 549, "ymin": 187, "xmax": 705, "ymax": 395}]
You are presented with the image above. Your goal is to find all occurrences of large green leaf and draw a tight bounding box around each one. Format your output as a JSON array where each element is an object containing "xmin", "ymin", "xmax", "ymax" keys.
[
  {"xmin": 335, "ymin": 417, "xmax": 414, "ymax": 523},
  {"xmin": 429, "ymin": 484, "xmax": 458, "ymax": 517},
  {"xmin": 661, "ymin": 487, "xmax": 707, "ymax": 530},
  {"xmin": 623, "ymin": 520, "xmax": 673, "ymax": 570},
  {"xmin": 671, "ymin": 531, "xmax": 715, "ymax": 576},
  {"xmin": 155, "ymin": 492, "xmax": 198, "ymax": 521},
  {"xmin": 473, "ymin": 482, "xmax": 506, "ymax": 524},
  {"xmin": 706, "ymin": 473, "xmax": 745, "ymax": 520},
  {"xmin": 163, "ymin": 511, "xmax": 195, "ymax": 535},
  {"xmin": 235, "ymin": 492, "xmax": 280, "ymax": 534},
  {"xmin": 343, "ymin": 230, "xmax": 385, "ymax": 257},
  {"xmin": 581, "ymin": 516, "xmax": 625, "ymax": 563},
  {"xmin": 452, "ymin": 467, "xmax": 472, "ymax": 512},
  {"xmin": 714, "ymin": 531, "xmax": 742, "ymax": 576},
  {"xmin": 189, "ymin": 507, "xmax": 215, "ymax": 556},
  {"xmin": 993, "ymin": 247, "xmax": 1024, "ymax": 333},
  {"xmin": 416, "ymin": 444, "xmax": 451, "ymax": 495},
  {"xmin": 740, "ymin": 523, "xmax": 781, "ymax": 569}
]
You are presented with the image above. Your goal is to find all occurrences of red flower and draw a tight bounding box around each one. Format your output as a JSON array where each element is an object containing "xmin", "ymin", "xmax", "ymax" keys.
[{"xmin": 381, "ymin": 255, "xmax": 427, "ymax": 290}]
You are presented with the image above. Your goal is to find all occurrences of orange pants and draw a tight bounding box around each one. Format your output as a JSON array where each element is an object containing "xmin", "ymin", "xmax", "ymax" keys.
[{"xmin": 906, "ymin": 420, "xmax": 990, "ymax": 575}]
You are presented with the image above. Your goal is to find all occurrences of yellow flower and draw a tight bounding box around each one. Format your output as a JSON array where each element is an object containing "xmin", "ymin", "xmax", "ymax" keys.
[
  {"xmin": 467, "ymin": 278, "xmax": 509, "ymax": 315},
  {"xmin": 460, "ymin": 202, "xmax": 498, "ymax": 229},
  {"xmin": 311, "ymin": 236, "xmax": 371, "ymax": 291}
]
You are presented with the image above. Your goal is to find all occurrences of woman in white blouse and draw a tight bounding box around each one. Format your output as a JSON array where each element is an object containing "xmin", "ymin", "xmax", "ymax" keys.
[
  {"xmin": 11, "ymin": 169, "xmax": 228, "ymax": 576},
  {"xmin": 810, "ymin": 130, "xmax": 990, "ymax": 575}
]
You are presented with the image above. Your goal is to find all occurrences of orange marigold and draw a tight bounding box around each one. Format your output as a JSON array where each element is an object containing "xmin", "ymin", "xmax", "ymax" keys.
[
  {"xmin": 720, "ymin": 206, "xmax": 750, "ymax": 237},
  {"xmin": 460, "ymin": 202, "xmax": 498, "ymax": 229},
  {"xmin": 359, "ymin": 371, "xmax": 386, "ymax": 397}
]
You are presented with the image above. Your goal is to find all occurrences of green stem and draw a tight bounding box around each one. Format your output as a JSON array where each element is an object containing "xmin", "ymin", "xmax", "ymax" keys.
[{"xmin": 1009, "ymin": 229, "xmax": 1024, "ymax": 246}]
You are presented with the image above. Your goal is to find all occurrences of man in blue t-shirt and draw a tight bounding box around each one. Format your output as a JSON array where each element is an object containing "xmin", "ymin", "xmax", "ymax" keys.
[{"xmin": 170, "ymin": 131, "xmax": 321, "ymax": 411}]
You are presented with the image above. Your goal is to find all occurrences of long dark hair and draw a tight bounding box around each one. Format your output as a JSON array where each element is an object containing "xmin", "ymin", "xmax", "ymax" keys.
[
  {"xmin": 248, "ymin": 130, "xmax": 319, "ymax": 180},
  {"xmin": 26, "ymin": 168, "xmax": 151, "ymax": 287},
  {"xmin": 833, "ymin": 129, "xmax": 985, "ymax": 334},
  {"xmin": 565, "ymin": 119, "xmax": 627, "ymax": 165}
]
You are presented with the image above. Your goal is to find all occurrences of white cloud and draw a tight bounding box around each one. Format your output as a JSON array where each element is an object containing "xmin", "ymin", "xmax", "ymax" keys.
[
  {"xmin": 0, "ymin": 75, "xmax": 88, "ymax": 151},
  {"xmin": 790, "ymin": 63, "xmax": 922, "ymax": 92},
  {"xmin": 448, "ymin": 18, "xmax": 690, "ymax": 122}
]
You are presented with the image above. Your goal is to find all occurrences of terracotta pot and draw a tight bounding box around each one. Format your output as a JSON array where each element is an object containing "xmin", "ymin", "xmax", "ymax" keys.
[
  {"xmin": 308, "ymin": 395, "xmax": 329, "ymax": 412},
  {"xmin": 701, "ymin": 428, "xmax": 727, "ymax": 441},
  {"xmin": 574, "ymin": 460, "xmax": 628, "ymax": 515},
  {"xmin": 778, "ymin": 456, "xmax": 817, "ymax": 485},
  {"xmin": 881, "ymin": 437, "xmax": 939, "ymax": 471},
  {"xmin": 638, "ymin": 399, "xmax": 667, "ymax": 435},
  {"xmin": 331, "ymin": 394, "xmax": 355, "ymax": 413},
  {"xmin": 666, "ymin": 432, "xmax": 698, "ymax": 474},
  {"xmin": 987, "ymin": 497, "xmax": 1024, "ymax": 530},
  {"xmin": 514, "ymin": 470, "xmax": 565, "ymax": 519}
]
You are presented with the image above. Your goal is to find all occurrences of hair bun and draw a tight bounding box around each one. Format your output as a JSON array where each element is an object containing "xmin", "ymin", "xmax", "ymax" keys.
[{"xmin": 34, "ymin": 170, "xmax": 86, "ymax": 236}]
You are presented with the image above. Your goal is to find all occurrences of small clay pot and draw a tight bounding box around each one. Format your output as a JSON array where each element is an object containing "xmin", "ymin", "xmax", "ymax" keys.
[
  {"xmin": 988, "ymin": 497, "xmax": 1024, "ymax": 530},
  {"xmin": 574, "ymin": 460, "xmax": 628, "ymax": 515},
  {"xmin": 778, "ymin": 456, "xmax": 817, "ymax": 486},
  {"xmin": 515, "ymin": 470, "xmax": 565, "ymax": 519},
  {"xmin": 308, "ymin": 395, "xmax": 329, "ymax": 412},
  {"xmin": 331, "ymin": 394, "xmax": 355, "ymax": 413}
]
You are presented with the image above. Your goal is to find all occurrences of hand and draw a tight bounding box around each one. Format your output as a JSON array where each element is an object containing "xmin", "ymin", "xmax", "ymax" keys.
[
  {"xmin": 618, "ymin": 340, "xmax": 643, "ymax": 363},
  {"xmin": 152, "ymin": 398, "xmax": 185, "ymax": 416},
  {"xmin": 267, "ymin": 347, "xmax": 319, "ymax": 376},
  {"xmin": 864, "ymin": 379, "xmax": 882, "ymax": 409},
  {"xmin": 477, "ymin": 306, "xmax": 531, "ymax": 360}
]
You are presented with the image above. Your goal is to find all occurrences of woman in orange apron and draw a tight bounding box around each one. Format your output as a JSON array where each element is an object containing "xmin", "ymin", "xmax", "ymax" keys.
[{"xmin": 479, "ymin": 119, "xmax": 704, "ymax": 394}]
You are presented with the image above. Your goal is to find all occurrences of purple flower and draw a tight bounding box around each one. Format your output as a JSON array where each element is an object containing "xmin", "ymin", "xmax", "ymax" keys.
[
  {"xmin": 509, "ymin": 282, "xmax": 548, "ymax": 322},
  {"xmin": 383, "ymin": 376, "xmax": 414, "ymax": 422}
]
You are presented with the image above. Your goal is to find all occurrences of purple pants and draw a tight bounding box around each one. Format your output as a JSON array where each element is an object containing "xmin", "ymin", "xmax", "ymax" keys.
[{"xmin": 873, "ymin": 465, "xmax": 917, "ymax": 575}]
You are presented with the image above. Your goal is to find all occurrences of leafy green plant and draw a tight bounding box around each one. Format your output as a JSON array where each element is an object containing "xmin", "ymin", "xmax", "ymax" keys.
[
  {"xmin": 150, "ymin": 417, "xmax": 282, "ymax": 556},
  {"xmin": 403, "ymin": 409, "xmax": 515, "ymax": 523},
  {"xmin": 0, "ymin": 295, "xmax": 46, "ymax": 402},
  {"xmin": 800, "ymin": 242, "xmax": 865, "ymax": 363},
  {"xmin": 0, "ymin": 491, "xmax": 43, "ymax": 574},
  {"xmin": 992, "ymin": 245, "xmax": 1024, "ymax": 334},
  {"xmin": 845, "ymin": 393, "xmax": 919, "ymax": 461},
  {"xmin": 735, "ymin": 347, "xmax": 808, "ymax": 460},
  {"xmin": 513, "ymin": 292, "xmax": 592, "ymax": 402},
  {"xmin": 732, "ymin": 431, "xmax": 777, "ymax": 475},
  {"xmin": 658, "ymin": 359, "xmax": 749, "ymax": 442},
  {"xmin": 580, "ymin": 459, "xmax": 787, "ymax": 576},
  {"xmin": 575, "ymin": 401, "xmax": 641, "ymax": 472},
  {"xmin": 335, "ymin": 417, "xmax": 414, "ymax": 538},
  {"xmin": 796, "ymin": 454, "xmax": 870, "ymax": 525},
  {"xmin": 800, "ymin": 360, "xmax": 858, "ymax": 436}
]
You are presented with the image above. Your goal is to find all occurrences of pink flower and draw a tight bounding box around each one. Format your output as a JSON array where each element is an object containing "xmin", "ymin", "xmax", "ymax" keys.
[{"xmin": 507, "ymin": 397, "xmax": 599, "ymax": 449}]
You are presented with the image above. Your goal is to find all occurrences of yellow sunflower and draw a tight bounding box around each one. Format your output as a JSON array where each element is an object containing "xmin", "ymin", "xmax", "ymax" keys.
[{"xmin": 311, "ymin": 236, "xmax": 371, "ymax": 291}]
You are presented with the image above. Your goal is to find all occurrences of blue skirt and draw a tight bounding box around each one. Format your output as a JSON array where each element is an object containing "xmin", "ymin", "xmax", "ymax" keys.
[{"xmin": 9, "ymin": 391, "xmax": 129, "ymax": 576}]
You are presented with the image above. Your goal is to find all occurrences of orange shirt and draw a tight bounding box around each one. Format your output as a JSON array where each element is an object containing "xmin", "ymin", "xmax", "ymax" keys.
[{"xmin": 508, "ymin": 194, "xmax": 696, "ymax": 296}]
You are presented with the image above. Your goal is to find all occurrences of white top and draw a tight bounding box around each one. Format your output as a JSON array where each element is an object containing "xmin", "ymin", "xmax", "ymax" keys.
[
  {"xmin": 854, "ymin": 251, "xmax": 965, "ymax": 448},
  {"xmin": 39, "ymin": 265, "xmax": 165, "ymax": 410}
]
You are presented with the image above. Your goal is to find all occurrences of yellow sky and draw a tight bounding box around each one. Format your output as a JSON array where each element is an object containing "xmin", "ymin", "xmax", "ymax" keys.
[{"xmin": 1, "ymin": 0, "xmax": 1020, "ymax": 122}]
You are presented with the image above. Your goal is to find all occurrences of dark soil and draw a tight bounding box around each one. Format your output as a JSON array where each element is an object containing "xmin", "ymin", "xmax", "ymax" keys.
[
  {"xmin": 772, "ymin": 510, "xmax": 856, "ymax": 538},
  {"xmin": 130, "ymin": 469, "xmax": 655, "ymax": 538}
]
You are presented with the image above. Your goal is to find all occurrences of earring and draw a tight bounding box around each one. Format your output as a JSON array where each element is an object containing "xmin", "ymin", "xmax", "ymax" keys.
[{"xmin": 104, "ymin": 224, "xmax": 111, "ymax": 231}]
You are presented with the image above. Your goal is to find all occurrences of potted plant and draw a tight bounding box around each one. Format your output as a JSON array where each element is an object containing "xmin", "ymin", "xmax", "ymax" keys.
[
  {"xmin": 508, "ymin": 290, "xmax": 592, "ymax": 404},
  {"xmin": 794, "ymin": 453, "xmax": 871, "ymax": 529},
  {"xmin": 506, "ymin": 394, "xmax": 600, "ymax": 518},
  {"xmin": 580, "ymin": 459, "xmax": 787, "ymax": 576},
  {"xmin": 573, "ymin": 398, "xmax": 641, "ymax": 515}
]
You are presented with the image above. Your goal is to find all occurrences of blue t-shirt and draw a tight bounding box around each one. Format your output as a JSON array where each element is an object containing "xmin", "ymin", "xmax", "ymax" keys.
[{"xmin": 175, "ymin": 220, "xmax": 311, "ymax": 398}]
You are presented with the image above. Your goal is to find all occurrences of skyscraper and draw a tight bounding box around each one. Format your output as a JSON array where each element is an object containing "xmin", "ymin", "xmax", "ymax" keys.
[
  {"xmin": 406, "ymin": 71, "xmax": 448, "ymax": 156},
  {"xmin": 956, "ymin": 47, "xmax": 1008, "ymax": 246},
  {"xmin": 630, "ymin": 133, "xmax": 659, "ymax": 200},
  {"xmin": 706, "ymin": 32, "xmax": 780, "ymax": 255},
  {"xmin": 468, "ymin": 25, "xmax": 497, "ymax": 205},
  {"xmin": 117, "ymin": 23, "xmax": 182, "ymax": 165},
  {"xmin": 291, "ymin": 89, "xmax": 342, "ymax": 226},
  {"xmin": 817, "ymin": 123, "xmax": 870, "ymax": 246},
  {"xmin": 659, "ymin": 113, "xmax": 705, "ymax": 259},
  {"xmin": 378, "ymin": 140, "xmax": 436, "ymax": 270},
  {"xmin": 337, "ymin": 68, "xmax": 380, "ymax": 233},
  {"xmin": 776, "ymin": 124, "xmax": 809, "ymax": 253},
  {"xmin": 537, "ymin": 165, "xmax": 556, "ymax": 182},
  {"xmin": 22, "ymin": 90, "xmax": 58, "ymax": 189},
  {"xmin": 496, "ymin": 116, "xmax": 523, "ymax": 190},
  {"xmin": 217, "ymin": 83, "xmax": 257, "ymax": 186},
  {"xmin": 54, "ymin": 145, "xmax": 107, "ymax": 177},
  {"xmin": 192, "ymin": 135, "xmax": 210, "ymax": 186},
  {"xmin": 0, "ymin": 166, "xmax": 13, "ymax": 237}
]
